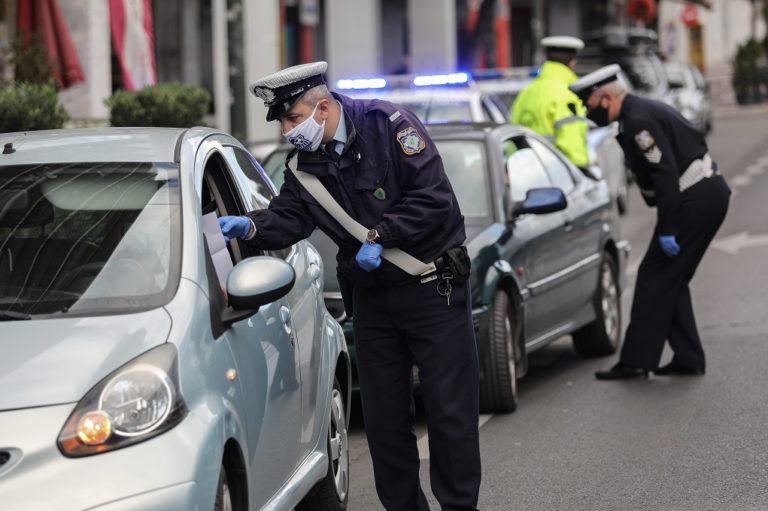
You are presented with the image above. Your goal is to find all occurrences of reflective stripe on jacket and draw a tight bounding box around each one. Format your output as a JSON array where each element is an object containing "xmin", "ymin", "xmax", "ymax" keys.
[{"xmin": 511, "ymin": 61, "xmax": 589, "ymax": 167}]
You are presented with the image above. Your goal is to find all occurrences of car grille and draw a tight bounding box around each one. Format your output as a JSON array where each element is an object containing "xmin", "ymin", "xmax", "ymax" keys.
[{"xmin": 0, "ymin": 450, "xmax": 10, "ymax": 467}]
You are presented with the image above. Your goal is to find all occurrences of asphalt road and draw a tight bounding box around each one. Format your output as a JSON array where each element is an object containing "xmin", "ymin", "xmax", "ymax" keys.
[{"xmin": 345, "ymin": 106, "xmax": 768, "ymax": 511}]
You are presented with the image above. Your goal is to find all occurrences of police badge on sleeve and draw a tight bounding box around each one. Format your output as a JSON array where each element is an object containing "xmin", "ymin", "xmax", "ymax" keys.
[
  {"xmin": 397, "ymin": 127, "xmax": 426, "ymax": 155},
  {"xmin": 635, "ymin": 129, "xmax": 662, "ymax": 163}
]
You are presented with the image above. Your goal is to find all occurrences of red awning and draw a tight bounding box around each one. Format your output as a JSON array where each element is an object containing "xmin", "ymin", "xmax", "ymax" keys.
[{"xmin": 17, "ymin": 0, "xmax": 85, "ymax": 88}]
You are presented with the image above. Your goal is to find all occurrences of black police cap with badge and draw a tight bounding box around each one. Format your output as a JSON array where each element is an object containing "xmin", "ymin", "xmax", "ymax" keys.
[
  {"xmin": 250, "ymin": 61, "xmax": 328, "ymax": 122},
  {"xmin": 568, "ymin": 63, "xmax": 622, "ymax": 103}
]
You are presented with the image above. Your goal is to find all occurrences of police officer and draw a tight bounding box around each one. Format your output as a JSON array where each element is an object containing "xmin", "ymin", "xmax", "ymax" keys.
[
  {"xmin": 569, "ymin": 65, "xmax": 731, "ymax": 380},
  {"xmin": 218, "ymin": 62, "xmax": 481, "ymax": 510},
  {"xmin": 511, "ymin": 35, "xmax": 589, "ymax": 168}
]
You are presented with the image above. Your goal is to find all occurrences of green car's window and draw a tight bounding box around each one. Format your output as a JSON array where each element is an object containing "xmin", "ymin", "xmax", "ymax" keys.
[
  {"xmin": 261, "ymin": 148, "xmax": 292, "ymax": 191},
  {"xmin": 0, "ymin": 162, "xmax": 180, "ymax": 317},
  {"xmin": 527, "ymin": 138, "xmax": 576, "ymax": 194},
  {"xmin": 435, "ymin": 140, "xmax": 490, "ymax": 218}
]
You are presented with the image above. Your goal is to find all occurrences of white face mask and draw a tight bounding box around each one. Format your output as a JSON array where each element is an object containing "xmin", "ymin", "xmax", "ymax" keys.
[{"xmin": 283, "ymin": 102, "xmax": 325, "ymax": 152}]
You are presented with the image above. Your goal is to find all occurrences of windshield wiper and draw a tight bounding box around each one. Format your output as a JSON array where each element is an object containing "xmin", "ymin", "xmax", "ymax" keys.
[{"xmin": 0, "ymin": 310, "xmax": 32, "ymax": 321}]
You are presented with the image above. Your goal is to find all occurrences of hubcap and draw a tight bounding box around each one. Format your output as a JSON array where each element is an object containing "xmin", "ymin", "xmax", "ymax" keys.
[
  {"xmin": 600, "ymin": 261, "xmax": 620, "ymax": 345},
  {"xmin": 329, "ymin": 388, "xmax": 349, "ymax": 501}
]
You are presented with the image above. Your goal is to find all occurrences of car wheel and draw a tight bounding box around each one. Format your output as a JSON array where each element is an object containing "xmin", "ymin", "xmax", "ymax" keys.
[
  {"xmin": 479, "ymin": 290, "xmax": 518, "ymax": 414},
  {"xmin": 572, "ymin": 252, "xmax": 621, "ymax": 356},
  {"xmin": 296, "ymin": 377, "xmax": 349, "ymax": 511},
  {"xmin": 214, "ymin": 465, "xmax": 233, "ymax": 511}
]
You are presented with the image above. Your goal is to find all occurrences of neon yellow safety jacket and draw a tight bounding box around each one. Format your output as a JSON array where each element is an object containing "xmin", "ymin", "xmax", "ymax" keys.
[{"xmin": 511, "ymin": 61, "xmax": 589, "ymax": 168}]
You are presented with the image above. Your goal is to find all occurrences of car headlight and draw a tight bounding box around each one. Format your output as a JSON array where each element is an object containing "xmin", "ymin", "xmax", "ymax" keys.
[{"xmin": 58, "ymin": 344, "xmax": 187, "ymax": 457}]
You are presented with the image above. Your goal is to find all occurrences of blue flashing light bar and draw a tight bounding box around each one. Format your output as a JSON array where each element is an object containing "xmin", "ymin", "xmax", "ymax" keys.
[
  {"xmin": 412, "ymin": 72, "xmax": 470, "ymax": 87},
  {"xmin": 336, "ymin": 78, "xmax": 387, "ymax": 90}
]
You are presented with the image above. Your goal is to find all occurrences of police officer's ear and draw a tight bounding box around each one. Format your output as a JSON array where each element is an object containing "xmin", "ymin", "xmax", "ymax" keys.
[{"xmin": 315, "ymin": 98, "xmax": 332, "ymax": 121}]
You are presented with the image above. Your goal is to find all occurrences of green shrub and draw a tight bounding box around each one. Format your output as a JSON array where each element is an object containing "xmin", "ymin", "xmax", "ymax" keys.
[
  {"xmin": 0, "ymin": 81, "xmax": 69, "ymax": 133},
  {"xmin": 731, "ymin": 38, "xmax": 765, "ymax": 101},
  {"xmin": 107, "ymin": 83, "xmax": 211, "ymax": 127}
]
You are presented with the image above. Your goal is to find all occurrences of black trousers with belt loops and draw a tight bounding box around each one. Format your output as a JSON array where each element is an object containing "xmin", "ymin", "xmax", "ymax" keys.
[
  {"xmin": 620, "ymin": 174, "xmax": 731, "ymax": 370},
  {"xmin": 353, "ymin": 277, "xmax": 481, "ymax": 511}
]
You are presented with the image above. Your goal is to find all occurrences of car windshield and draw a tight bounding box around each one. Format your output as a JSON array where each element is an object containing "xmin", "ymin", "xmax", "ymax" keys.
[
  {"xmin": 434, "ymin": 140, "xmax": 490, "ymax": 217},
  {"xmin": 0, "ymin": 162, "xmax": 180, "ymax": 317}
]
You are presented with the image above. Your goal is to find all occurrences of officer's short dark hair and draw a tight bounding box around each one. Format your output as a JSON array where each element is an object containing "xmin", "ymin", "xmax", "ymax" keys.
[{"xmin": 545, "ymin": 49, "xmax": 577, "ymax": 66}]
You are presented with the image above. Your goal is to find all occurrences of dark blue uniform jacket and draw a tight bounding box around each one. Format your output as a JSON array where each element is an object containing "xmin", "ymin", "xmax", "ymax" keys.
[
  {"xmin": 617, "ymin": 94, "xmax": 711, "ymax": 236},
  {"xmin": 246, "ymin": 92, "xmax": 466, "ymax": 288}
]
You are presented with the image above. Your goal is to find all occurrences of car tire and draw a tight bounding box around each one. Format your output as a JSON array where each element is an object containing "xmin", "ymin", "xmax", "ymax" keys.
[
  {"xmin": 479, "ymin": 290, "xmax": 518, "ymax": 414},
  {"xmin": 214, "ymin": 465, "xmax": 233, "ymax": 511},
  {"xmin": 296, "ymin": 377, "xmax": 349, "ymax": 511},
  {"xmin": 572, "ymin": 252, "xmax": 621, "ymax": 356}
]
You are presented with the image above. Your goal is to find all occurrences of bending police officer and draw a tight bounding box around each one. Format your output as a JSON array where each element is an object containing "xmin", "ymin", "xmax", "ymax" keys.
[
  {"xmin": 511, "ymin": 36, "xmax": 589, "ymax": 168},
  {"xmin": 569, "ymin": 65, "xmax": 731, "ymax": 379},
  {"xmin": 218, "ymin": 62, "xmax": 482, "ymax": 510}
]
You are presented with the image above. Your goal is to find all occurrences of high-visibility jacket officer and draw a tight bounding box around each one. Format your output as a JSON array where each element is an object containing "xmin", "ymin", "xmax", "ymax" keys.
[
  {"xmin": 511, "ymin": 35, "xmax": 589, "ymax": 168},
  {"xmin": 218, "ymin": 62, "xmax": 482, "ymax": 511},
  {"xmin": 569, "ymin": 65, "xmax": 731, "ymax": 380}
]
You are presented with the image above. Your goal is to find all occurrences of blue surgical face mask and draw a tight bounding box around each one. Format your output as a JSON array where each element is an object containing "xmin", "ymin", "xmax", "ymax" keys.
[{"xmin": 283, "ymin": 102, "xmax": 325, "ymax": 152}]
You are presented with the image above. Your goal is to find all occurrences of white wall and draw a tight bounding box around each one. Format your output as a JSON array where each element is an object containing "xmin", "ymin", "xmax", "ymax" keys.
[
  {"xmin": 58, "ymin": 0, "xmax": 111, "ymax": 122},
  {"xmin": 658, "ymin": 0, "xmax": 767, "ymax": 69},
  {"xmin": 407, "ymin": 0, "xmax": 456, "ymax": 73},
  {"xmin": 325, "ymin": 0, "xmax": 382, "ymax": 82}
]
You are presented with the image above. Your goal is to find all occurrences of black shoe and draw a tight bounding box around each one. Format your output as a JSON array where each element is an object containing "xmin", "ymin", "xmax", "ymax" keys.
[
  {"xmin": 595, "ymin": 363, "xmax": 649, "ymax": 380},
  {"xmin": 654, "ymin": 361, "xmax": 705, "ymax": 376}
]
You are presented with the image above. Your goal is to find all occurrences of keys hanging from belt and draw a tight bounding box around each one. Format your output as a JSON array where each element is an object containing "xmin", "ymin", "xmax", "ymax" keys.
[{"xmin": 436, "ymin": 270, "xmax": 453, "ymax": 306}]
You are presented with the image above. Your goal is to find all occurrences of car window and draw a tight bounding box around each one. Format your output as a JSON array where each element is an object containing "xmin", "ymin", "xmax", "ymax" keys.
[
  {"xmin": 434, "ymin": 140, "xmax": 490, "ymax": 218},
  {"xmin": 527, "ymin": 138, "xmax": 576, "ymax": 193},
  {"xmin": 0, "ymin": 162, "xmax": 181, "ymax": 317},
  {"xmin": 407, "ymin": 101, "xmax": 475, "ymax": 123},
  {"xmin": 221, "ymin": 147, "xmax": 292, "ymax": 261},
  {"xmin": 262, "ymin": 148, "xmax": 292, "ymax": 190},
  {"xmin": 504, "ymin": 141, "xmax": 552, "ymax": 202}
]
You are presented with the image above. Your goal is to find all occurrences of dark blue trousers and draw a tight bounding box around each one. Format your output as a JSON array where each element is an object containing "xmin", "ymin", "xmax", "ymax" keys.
[
  {"xmin": 353, "ymin": 278, "xmax": 481, "ymax": 511},
  {"xmin": 620, "ymin": 174, "xmax": 730, "ymax": 370}
]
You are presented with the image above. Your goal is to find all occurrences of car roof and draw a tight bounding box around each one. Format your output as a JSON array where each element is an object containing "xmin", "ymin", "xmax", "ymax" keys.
[
  {"xmin": 0, "ymin": 127, "xmax": 205, "ymax": 165},
  {"xmin": 426, "ymin": 121, "xmax": 528, "ymax": 140}
]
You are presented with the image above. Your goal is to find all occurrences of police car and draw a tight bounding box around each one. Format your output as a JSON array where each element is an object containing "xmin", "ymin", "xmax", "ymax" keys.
[{"xmin": 335, "ymin": 72, "xmax": 509, "ymax": 123}]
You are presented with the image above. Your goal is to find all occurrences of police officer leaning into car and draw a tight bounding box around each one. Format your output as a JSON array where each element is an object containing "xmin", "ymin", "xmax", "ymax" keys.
[
  {"xmin": 218, "ymin": 62, "xmax": 482, "ymax": 511},
  {"xmin": 511, "ymin": 36, "xmax": 589, "ymax": 168},
  {"xmin": 569, "ymin": 65, "xmax": 731, "ymax": 380}
]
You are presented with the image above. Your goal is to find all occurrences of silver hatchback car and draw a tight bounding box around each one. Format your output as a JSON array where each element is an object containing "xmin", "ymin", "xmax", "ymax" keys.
[{"xmin": 0, "ymin": 128, "xmax": 351, "ymax": 511}]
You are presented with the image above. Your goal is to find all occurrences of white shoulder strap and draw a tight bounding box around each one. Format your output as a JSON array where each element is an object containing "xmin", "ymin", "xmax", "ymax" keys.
[{"xmin": 286, "ymin": 155, "xmax": 436, "ymax": 276}]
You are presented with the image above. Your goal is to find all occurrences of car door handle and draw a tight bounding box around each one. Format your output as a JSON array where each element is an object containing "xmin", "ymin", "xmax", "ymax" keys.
[
  {"xmin": 279, "ymin": 305, "xmax": 291, "ymax": 324},
  {"xmin": 564, "ymin": 217, "xmax": 574, "ymax": 232},
  {"xmin": 308, "ymin": 262, "xmax": 321, "ymax": 281}
]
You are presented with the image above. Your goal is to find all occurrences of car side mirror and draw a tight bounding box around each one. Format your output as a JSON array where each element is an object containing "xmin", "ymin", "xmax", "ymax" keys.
[
  {"xmin": 222, "ymin": 256, "xmax": 296, "ymax": 327},
  {"xmin": 512, "ymin": 187, "xmax": 567, "ymax": 217}
]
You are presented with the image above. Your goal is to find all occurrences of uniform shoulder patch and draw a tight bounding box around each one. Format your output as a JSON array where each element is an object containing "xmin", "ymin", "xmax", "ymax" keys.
[
  {"xmin": 396, "ymin": 126, "xmax": 426, "ymax": 155},
  {"xmin": 644, "ymin": 146, "xmax": 663, "ymax": 164},
  {"xmin": 634, "ymin": 129, "xmax": 656, "ymax": 151}
]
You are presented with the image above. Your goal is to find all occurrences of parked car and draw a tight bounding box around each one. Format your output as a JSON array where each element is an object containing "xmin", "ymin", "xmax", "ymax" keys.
[
  {"xmin": 0, "ymin": 127, "xmax": 351, "ymax": 511},
  {"xmin": 335, "ymin": 72, "xmax": 509, "ymax": 123},
  {"xmin": 578, "ymin": 26, "xmax": 676, "ymax": 107},
  {"xmin": 664, "ymin": 61, "xmax": 713, "ymax": 134},
  {"xmin": 470, "ymin": 66, "xmax": 633, "ymax": 215},
  {"xmin": 264, "ymin": 123, "xmax": 629, "ymax": 414}
]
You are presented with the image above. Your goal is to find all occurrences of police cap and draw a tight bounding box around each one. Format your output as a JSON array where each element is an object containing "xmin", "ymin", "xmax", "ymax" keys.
[
  {"xmin": 569, "ymin": 64, "xmax": 621, "ymax": 102},
  {"xmin": 250, "ymin": 61, "xmax": 328, "ymax": 121},
  {"xmin": 541, "ymin": 36, "xmax": 585, "ymax": 52}
]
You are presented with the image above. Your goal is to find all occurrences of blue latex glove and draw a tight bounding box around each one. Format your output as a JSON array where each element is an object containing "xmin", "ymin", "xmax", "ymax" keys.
[
  {"xmin": 356, "ymin": 242, "xmax": 383, "ymax": 272},
  {"xmin": 658, "ymin": 235, "xmax": 680, "ymax": 257},
  {"xmin": 218, "ymin": 216, "xmax": 251, "ymax": 242}
]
